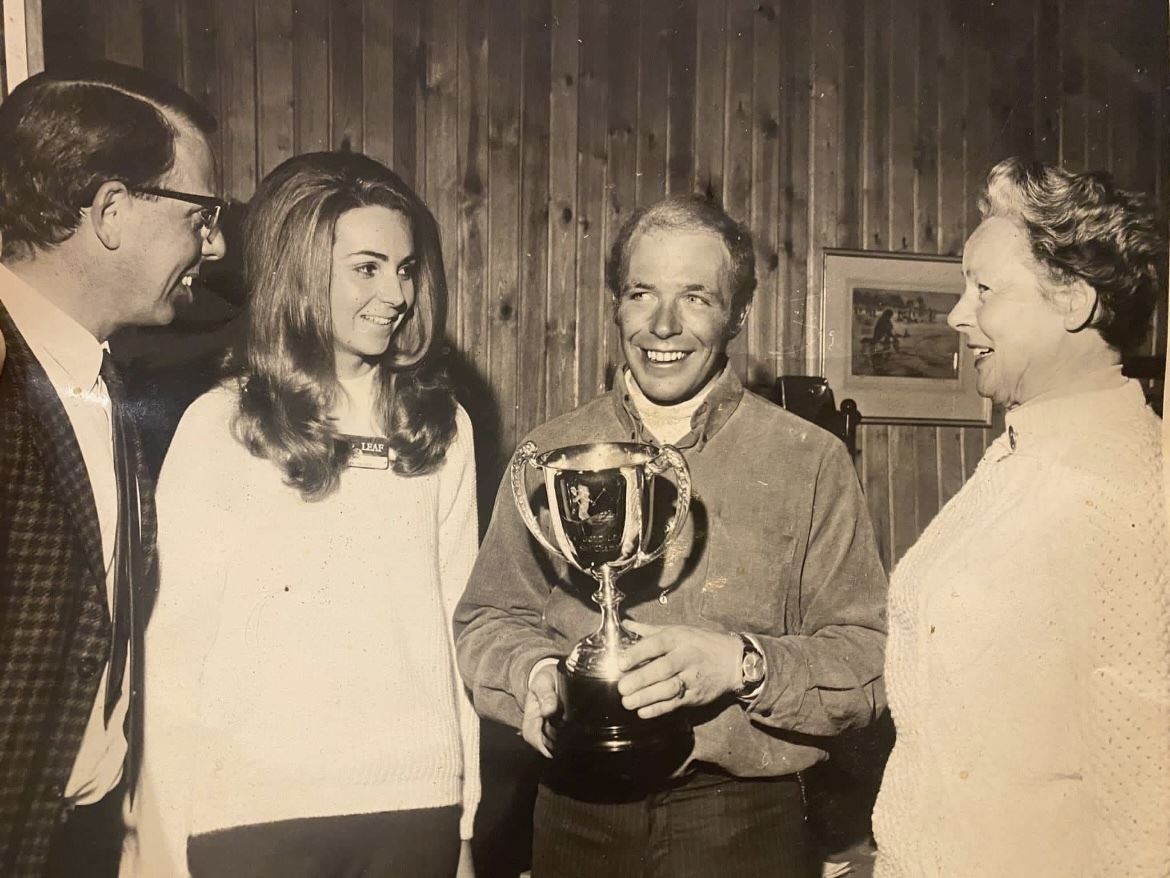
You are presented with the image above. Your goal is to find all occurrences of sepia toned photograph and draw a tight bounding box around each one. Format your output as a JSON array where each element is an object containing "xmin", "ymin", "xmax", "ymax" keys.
[{"xmin": 2, "ymin": 0, "xmax": 1168, "ymax": 877}]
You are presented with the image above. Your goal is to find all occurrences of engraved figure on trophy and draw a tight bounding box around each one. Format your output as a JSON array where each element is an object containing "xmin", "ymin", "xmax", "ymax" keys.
[{"xmin": 511, "ymin": 440, "xmax": 693, "ymax": 786}]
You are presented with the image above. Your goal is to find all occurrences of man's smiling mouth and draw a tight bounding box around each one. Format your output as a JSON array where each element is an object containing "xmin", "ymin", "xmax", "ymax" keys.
[{"xmin": 644, "ymin": 349, "xmax": 689, "ymax": 364}]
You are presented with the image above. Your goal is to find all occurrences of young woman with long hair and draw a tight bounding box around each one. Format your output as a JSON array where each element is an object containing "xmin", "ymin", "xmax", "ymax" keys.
[{"xmin": 128, "ymin": 152, "xmax": 479, "ymax": 878}]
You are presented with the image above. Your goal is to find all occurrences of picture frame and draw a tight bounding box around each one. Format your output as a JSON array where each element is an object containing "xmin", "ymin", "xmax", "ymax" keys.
[{"xmin": 820, "ymin": 248, "xmax": 992, "ymax": 426}]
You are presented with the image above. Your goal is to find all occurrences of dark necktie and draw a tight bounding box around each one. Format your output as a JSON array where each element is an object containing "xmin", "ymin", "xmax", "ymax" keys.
[{"xmin": 99, "ymin": 352, "xmax": 138, "ymax": 725}]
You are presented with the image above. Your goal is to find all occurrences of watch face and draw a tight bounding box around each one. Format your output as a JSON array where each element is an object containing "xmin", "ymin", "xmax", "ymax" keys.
[{"xmin": 743, "ymin": 651, "xmax": 765, "ymax": 684}]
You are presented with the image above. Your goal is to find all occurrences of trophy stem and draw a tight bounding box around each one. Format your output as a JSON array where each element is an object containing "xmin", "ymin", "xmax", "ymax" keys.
[{"xmin": 593, "ymin": 566, "xmax": 626, "ymax": 653}]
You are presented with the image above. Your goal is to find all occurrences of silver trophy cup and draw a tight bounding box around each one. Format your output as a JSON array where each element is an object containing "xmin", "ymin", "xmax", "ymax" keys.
[{"xmin": 511, "ymin": 440, "xmax": 693, "ymax": 785}]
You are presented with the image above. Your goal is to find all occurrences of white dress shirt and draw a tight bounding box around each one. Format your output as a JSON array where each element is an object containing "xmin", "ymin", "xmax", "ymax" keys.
[{"xmin": 0, "ymin": 264, "xmax": 129, "ymax": 806}]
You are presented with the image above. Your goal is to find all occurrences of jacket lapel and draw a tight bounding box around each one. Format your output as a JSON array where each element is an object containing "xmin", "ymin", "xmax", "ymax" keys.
[{"xmin": 0, "ymin": 303, "xmax": 106, "ymax": 586}]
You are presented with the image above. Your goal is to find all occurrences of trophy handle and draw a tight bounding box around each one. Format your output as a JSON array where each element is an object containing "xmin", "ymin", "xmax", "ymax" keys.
[
  {"xmin": 636, "ymin": 445, "xmax": 692, "ymax": 566},
  {"xmin": 510, "ymin": 441, "xmax": 566, "ymax": 560}
]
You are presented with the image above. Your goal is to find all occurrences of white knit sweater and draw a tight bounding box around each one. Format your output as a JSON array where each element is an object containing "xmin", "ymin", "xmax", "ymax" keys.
[
  {"xmin": 127, "ymin": 384, "xmax": 481, "ymax": 877},
  {"xmin": 873, "ymin": 380, "xmax": 1170, "ymax": 876}
]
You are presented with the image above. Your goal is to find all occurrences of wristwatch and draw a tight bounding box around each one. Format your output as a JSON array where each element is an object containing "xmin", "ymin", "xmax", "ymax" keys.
[{"xmin": 735, "ymin": 633, "xmax": 766, "ymax": 699}]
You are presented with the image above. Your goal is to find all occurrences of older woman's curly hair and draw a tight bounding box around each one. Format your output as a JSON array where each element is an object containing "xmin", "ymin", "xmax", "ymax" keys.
[{"xmin": 979, "ymin": 157, "xmax": 1165, "ymax": 352}]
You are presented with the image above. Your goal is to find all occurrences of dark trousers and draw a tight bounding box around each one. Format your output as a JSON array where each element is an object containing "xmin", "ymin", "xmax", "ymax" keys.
[
  {"xmin": 186, "ymin": 807, "xmax": 461, "ymax": 878},
  {"xmin": 43, "ymin": 780, "xmax": 127, "ymax": 878},
  {"xmin": 532, "ymin": 769, "xmax": 813, "ymax": 878}
]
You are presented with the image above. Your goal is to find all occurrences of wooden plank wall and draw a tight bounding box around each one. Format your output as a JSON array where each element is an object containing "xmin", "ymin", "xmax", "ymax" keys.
[{"xmin": 40, "ymin": 0, "xmax": 1169, "ymax": 569}]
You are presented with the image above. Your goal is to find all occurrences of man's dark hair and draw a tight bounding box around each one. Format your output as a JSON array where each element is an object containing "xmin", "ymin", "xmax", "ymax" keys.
[
  {"xmin": 0, "ymin": 61, "xmax": 217, "ymax": 260},
  {"xmin": 605, "ymin": 194, "xmax": 757, "ymax": 320}
]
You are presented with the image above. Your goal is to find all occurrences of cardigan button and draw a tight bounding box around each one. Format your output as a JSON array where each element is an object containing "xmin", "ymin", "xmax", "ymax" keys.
[{"xmin": 1008, "ymin": 425, "xmax": 1017, "ymax": 451}]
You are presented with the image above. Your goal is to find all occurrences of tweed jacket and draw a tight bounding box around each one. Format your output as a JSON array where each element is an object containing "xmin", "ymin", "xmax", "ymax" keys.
[{"xmin": 0, "ymin": 301, "xmax": 157, "ymax": 876}]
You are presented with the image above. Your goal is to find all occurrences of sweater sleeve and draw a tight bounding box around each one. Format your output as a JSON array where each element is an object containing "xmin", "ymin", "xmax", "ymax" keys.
[
  {"xmin": 747, "ymin": 440, "xmax": 889, "ymax": 735},
  {"xmin": 126, "ymin": 391, "xmax": 236, "ymax": 878},
  {"xmin": 438, "ymin": 407, "xmax": 481, "ymax": 841},
  {"xmin": 453, "ymin": 443, "xmax": 566, "ymax": 730}
]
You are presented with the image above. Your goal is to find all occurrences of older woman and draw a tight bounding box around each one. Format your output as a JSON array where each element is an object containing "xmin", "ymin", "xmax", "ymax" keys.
[
  {"xmin": 128, "ymin": 152, "xmax": 479, "ymax": 877},
  {"xmin": 873, "ymin": 158, "xmax": 1170, "ymax": 876}
]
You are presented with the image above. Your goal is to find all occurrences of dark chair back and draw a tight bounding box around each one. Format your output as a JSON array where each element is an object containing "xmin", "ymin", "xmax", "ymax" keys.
[{"xmin": 774, "ymin": 376, "xmax": 861, "ymax": 459}]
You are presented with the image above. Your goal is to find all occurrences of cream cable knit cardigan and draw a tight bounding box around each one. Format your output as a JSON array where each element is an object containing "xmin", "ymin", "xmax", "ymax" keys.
[
  {"xmin": 873, "ymin": 380, "xmax": 1170, "ymax": 877},
  {"xmin": 125, "ymin": 385, "xmax": 480, "ymax": 877}
]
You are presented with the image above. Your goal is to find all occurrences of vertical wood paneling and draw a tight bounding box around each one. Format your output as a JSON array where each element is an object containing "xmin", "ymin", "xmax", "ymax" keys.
[
  {"xmin": 936, "ymin": 1, "xmax": 964, "ymax": 257},
  {"xmin": 724, "ymin": 0, "xmax": 753, "ymax": 378},
  {"xmin": 1059, "ymin": 0, "xmax": 1087, "ymax": 169},
  {"xmin": 838, "ymin": 2, "xmax": 864, "ymax": 251},
  {"xmin": 938, "ymin": 425, "xmax": 965, "ymax": 507},
  {"xmin": 806, "ymin": 0, "xmax": 841, "ymax": 372},
  {"xmin": 1084, "ymin": 17, "xmax": 1111, "ymax": 171},
  {"xmin": 142, "ymin": 0, "xmax": 182, "ymax": 82},
  {"xmin": 361, "ymin": 0, "xmax": 394, "ymax": 167},
  {"xmin": 935, "ymin": 4, "xmax": 967, "ymax": 506},
  {"xmin": 862, "ymin": 0, "xmax": 889, "ymax": 250},
  {"xmin": 41, "ymin": 0, "xmax": 1167, "ymax": 566},
  {"xmin": 886, "ymin": 0, "xmax": 920, "ymax": 564},
  {"xmin": 915, "ymin": 0, "xmax": 937, "ymax": 253},
  {"xmin": 664, "ymin": 0, "xmax": 696, "ymax": 196},
  {"xmin": 963, "ymin": 1, "xmax": 991, "ymax": 243},
  {"xmin": 420, "ymin": 0, "xmax": 460, "ymax": 338},
  {"xmin": 636, "ymin": 0, "xmax": 669, "ymax": 203},
  {"xmin": 217, "ymin": 0, "xmax": 256, "ymax": 202},
  {"xmin": 82, "ymin": 1, "xmax": 104, "ymax": 61},
  {"xmin": 292, "ymin": 0, "xmax": 330, "ymax": 154},
  {"xmin": 546, "ymin": 0, "xmax": 579, "ymax": 416},
  {"xmin": 330, "ymin": 0, "xmax": 363, "ymax": 153},
  {"xmin": 748, "ymin": 0, "xmax": 780, "ymax": 385},
  {"xmin": 485, "ymin": 0, "xmax": 523, "ymax": 471},
  {"xmin": 1034, "ymin": 0, "xmax": 1061, "ymax": 162},
  {"xmin": 888, "ymin": 0, "xmax": 915, "ymax": 250},
  {"xmin": 105, "ymin": 0, "xmax": 144, "ymax": 66},
  {"xmin": 914, "ymin": 428, "xmax": 940, "ymax": 534},
  {"xmin": 574, "ymin": 0, "xmax": 608, "ymax": 404},
  {"xmin": 456, "ymin": 0, "xmax": 488, "ymax": 383},
  {"xmin": 864, "ymin": 425, "xmax": 893, "ymax": 571},
  {"xmin": 390, "ymin": 0, "xmax": 419, "ymax": 189},
  {"xmin": 516, "ymin": 0, "xmax": 551, "ymax": 440},
  {"xmin": 256, "ymin": 0, "xmax": 294, "ymax": 179},
  {"xmin": 780, "ymin": 0, "xmax": 809, "ymax": 375},
  {"xmin": 604, "ymin": 0, "xmax": 638, "ymax": 378},
  {"xmin": 184, "ymin": 0, "xmax": 221, "ymax": 164},
  {"xmin": 888, "ymin": 424, "xmax": 919, "ymax": 563},
  {"xmin": 693, "ymin": 0, "xmax": 724, "ymax": 198}
]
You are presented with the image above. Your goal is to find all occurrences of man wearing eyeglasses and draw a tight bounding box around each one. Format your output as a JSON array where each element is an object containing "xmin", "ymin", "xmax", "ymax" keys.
[{"xmin": 0, "ymin": 61, "xmax": 224, "ymax": 878}]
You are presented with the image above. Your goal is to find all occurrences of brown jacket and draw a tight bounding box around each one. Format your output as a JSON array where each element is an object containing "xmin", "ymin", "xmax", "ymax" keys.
[{"xmin": 455, "ymin": 369, "xmax": 888, "ymax": 779}]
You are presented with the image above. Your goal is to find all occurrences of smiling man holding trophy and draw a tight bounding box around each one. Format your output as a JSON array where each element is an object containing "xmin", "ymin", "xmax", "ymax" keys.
[{"xmin": 455, "ymin": 195, "xmax": 888, "ymax": 877}]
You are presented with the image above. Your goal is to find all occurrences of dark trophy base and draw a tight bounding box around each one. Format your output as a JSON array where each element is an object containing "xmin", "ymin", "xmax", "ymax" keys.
[{"xmin": 545, "ymin": 658, "xmax": 693, "ymax": 802}]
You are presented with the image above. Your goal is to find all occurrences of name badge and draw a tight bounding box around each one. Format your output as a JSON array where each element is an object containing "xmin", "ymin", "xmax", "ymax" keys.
[{"xmin": 342, "ymin": 434, "xmax": 390, "ymax": 470}]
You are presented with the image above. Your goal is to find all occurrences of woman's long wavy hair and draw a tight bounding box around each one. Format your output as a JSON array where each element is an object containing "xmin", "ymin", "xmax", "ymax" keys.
[{"xmin": 233, "ymin": 151, "xmax": 457, "ymax": 500}]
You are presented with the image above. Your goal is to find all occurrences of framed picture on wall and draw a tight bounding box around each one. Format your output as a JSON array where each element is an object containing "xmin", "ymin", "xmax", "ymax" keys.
[{"xmin": 820, "ymin": 249, "xmax": 992, "ymax": 426}]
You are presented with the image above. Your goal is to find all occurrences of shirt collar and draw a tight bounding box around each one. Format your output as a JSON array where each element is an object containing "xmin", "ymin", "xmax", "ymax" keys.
[
  {"xmin": 612, "ymin": 362, "xmax": 745, "ymax": 451},
  {"xmin": 0, "ymin": 262, "xmax": 107, "ymax": 393},
  {"xmin": 988, "ymin": 371, "xmax": 1147, "ymax": 463}
]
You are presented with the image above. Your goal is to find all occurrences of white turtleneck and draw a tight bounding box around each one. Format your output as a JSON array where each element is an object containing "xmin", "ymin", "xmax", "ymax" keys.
[{"xmin": 623, "ymin": 365, "xmax": 726, "ymax": 445}]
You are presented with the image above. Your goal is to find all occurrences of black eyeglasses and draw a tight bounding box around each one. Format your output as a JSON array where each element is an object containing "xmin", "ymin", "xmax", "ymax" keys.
[{"xmin": 132, "ymin": 186, "xmax": 226, "ymax": 234}]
